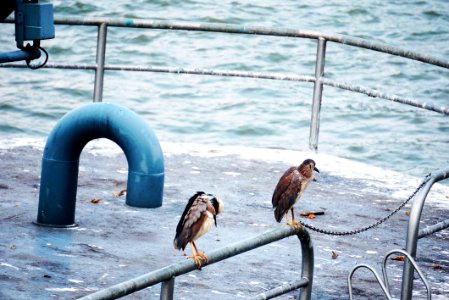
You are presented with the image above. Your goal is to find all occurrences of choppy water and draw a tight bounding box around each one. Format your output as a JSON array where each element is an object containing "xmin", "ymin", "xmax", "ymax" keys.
[{"xmin": 1, "ymin": 0, "xmax": 448, "ymax": 178}]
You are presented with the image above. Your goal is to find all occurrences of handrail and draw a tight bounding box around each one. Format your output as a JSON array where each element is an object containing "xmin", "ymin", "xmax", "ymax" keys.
[
  {"xmin": 1, "ymin": 16, "xmax": 449, "ymax": 151},
  {"xmin": 252, "ymin": 279, "xmax": 310, "ymax": 300},
  {"xmin": 401, "ymin": 167, "xmax": 449, "ymax": 300},
  {"xmin": 2, "ymin": 62, "xmax": 448, "ymax": 117},
  {"xmin": 5, "ymin": 17, "xmax": 449, "ymax": 69},
  {"xmin": 418, "ymin": 218, "xmax": 449, "ymax": 239},
  {"xmin": 77, "ymin": 226, "xmax": 314, "ymax": 300}
]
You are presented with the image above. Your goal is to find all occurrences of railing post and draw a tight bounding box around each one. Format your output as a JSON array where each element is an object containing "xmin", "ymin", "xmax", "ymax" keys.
[
  {"xmin": 401, "ymin": 179, "xmax": 433, "ymax": 300},
  {"xmin": 298, "ymin": 230, "xmax": 314, "ymax": 300},
  {"xmin": 160, "ymin": 277, "xmax": 175, "ymax": 300},
  {"xmin": 93, "ymin": 22, "xmax": 107, "ymax": 102},
  {"xmin": 401, "ymin": 168, "xmax": 449, "ymax": 300},
  {"xmin": 309, "ymin": 37, "xmax": 326, "ymax": 152}
]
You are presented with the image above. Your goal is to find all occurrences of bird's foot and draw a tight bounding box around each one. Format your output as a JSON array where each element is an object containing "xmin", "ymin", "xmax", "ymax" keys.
[
  {"xmin": 197, "ymin": 251, "xmax": 209, "ymax": 264},
  {"xmin": 187, "ymin": 254, "xmax": 208, "ymax": 270},
  {"xmin": 287, "ymin": 220, "xmax": 304, "ymax": 233}
]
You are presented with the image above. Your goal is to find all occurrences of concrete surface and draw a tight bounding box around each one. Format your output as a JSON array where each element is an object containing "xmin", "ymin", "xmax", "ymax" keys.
[{"xmin": 0, "ymin": 139, "xmax": 448, "ymax": 299}]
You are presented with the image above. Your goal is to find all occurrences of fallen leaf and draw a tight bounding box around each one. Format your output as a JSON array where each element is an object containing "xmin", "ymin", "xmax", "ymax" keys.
[
  {"xmin": 331, "ymin": 251, "xmax": 338, "ymax": 259},
  {"xmin": 391, "ymin": 255, "xmax": 405, "ymax": 261},
  {"xmin": 300, "ymin": 211, "xmax": 325, "ymax": 216},
  {"xmin": 305, "ymin": 213, "xmax": 316, "ymax": 219},
  {"xmin": 43, "ymin": 274, "xmax": 52, "ymax": 278},
  {"xmin": 432, "ymin": 264, "xmax": 444, "ymax": 270},
  {"xmin": 113, "ymin": 189, "xmax": 127, "ymax": 198},
  {"xmin": 405, "ymin": 211, "xmax": 410, "ymax": 216},
  {"xmin": 90, "ymin": 198, "xmax": 101, "ymax": 203},
  {"xmin": 10, "ymin": 244, "xmax": 16, "ymax": 250}
]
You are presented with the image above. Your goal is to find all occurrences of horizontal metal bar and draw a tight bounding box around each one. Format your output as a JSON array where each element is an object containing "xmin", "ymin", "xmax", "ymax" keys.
[
  {"xmin": 251, "ymin": 279, "xmax": 309, "ymax": 300},
  {"xmin": 0, "ymin": 62, "xmax": 316, "ymax": 82},
  {"xmin": 3, "ymin": 62, "xmax": 447, "ymax": 116},
  {"xmin": 106, "ymin": 65, "xmax": 317, "ymax": 82},
  {"xmin": 433, "ymin": 167, "xmax": 449, "ymax": 182},
  {"xmin": 4, "ymin": 17, "xmax": 449, "ymax": 69},
  {"xmin": 77, "ymin": 226, "xmax": 312, "ymax": 300},
  {"xmin": 322, "ymin": 78, "xmax": 449, "ymax": 116},
  {"xmin": 418, "ymin": 218, "xmax": 449, "ymax": 239}
]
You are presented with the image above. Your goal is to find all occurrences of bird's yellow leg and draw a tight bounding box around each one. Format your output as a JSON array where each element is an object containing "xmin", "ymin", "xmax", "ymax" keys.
[
  {"xmin": 286, "ymin": 208, "xmax": 296, "ymax": 226},
  {"xmin": 187, "ymin": 242, "xmax": 204, "ymax": 270},
  {"xmin": 289, "ymin": 208, "xmax": 304, "ymax": 233},
  {"xmin": 192, "ymin": 241, "xmax": 209, "ymax": 264}
]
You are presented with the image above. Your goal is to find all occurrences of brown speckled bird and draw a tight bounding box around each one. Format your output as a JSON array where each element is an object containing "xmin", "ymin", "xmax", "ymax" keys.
[
  {"xmin": 272, "ymin": 159, "xmax": 319, "ymax": 228},
  {"xmin": 174, "ymin": 191, "xmax": 223, "ymax": 269}
]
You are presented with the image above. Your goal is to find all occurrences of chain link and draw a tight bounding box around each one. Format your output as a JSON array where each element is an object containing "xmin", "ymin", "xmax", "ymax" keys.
[{"xmin": 300, "ymin": 173, "xmax": 432, "ymax": 236}]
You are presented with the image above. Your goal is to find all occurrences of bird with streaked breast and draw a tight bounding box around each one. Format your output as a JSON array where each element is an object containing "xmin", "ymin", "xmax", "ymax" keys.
[
  {"xmin": 272, "ymin": 159, "xmax": 319, "ymax": 229},
  {"xmin": 174, "ymin": 191, "xmax": 223, "ymax": 270}
]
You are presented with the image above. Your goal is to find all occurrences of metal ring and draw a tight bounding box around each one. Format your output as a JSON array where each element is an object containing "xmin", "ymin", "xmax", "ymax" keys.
[{"xmin": 26, "ymin": 46, "xmax": 49, "ymax": 70}]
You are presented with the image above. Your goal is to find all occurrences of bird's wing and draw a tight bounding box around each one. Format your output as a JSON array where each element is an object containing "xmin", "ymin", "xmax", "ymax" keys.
[
  {"xmin": 273, "ymin": 169, "xmax": 303, "ymax": 222},
  {"xmin": 282, "ymin": 173, "xmax": 302, "ymax": 208},
  {"xmin": 175, "ymin": 191, "xmax": 205, "ymax": 237},
  {"xmin": 272, "ymin": 166, "xmax": 298, "ymax": 207},
  {"xmin": 174, "ymin": 194, "xmax": 215, "ymax": 250}
]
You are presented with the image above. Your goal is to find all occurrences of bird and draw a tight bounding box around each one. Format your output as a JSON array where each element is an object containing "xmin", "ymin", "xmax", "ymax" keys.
[
  {"xmin": 272, "ymin": 159, "xmax": 319, "ymax": 230},
  {"xmin": 174, "ymin": 191, "xmax": 223, "ymax": 270}
]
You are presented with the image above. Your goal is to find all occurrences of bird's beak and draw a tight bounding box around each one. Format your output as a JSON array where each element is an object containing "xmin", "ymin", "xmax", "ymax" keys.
[
  {"xmin": 214, "ymin": 215, "xmax": 217, "ymax": 227},
  {"xmin": 314, "ymin": 166, "xmax": 320, "ymax": 173}
]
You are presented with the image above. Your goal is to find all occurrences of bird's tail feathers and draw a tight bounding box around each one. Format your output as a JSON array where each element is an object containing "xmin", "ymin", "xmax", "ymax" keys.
[
  {"xmin": 173, "ymin": 237, "xmax": 187, "ymax": 251},
  {"xmin": 274, "ymin": 206, "xmax": 284, "ymax": 223}
]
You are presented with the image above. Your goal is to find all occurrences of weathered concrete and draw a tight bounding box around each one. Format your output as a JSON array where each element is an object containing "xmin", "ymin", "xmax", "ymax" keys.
[{"xmin": 0, "ymin": 139, "xmax": 448, "ymax": 299}]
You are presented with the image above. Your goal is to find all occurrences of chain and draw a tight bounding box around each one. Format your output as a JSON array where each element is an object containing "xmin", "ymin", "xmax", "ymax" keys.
[{"xmin": 300, "ymin": 173, "xmax": 432, "ymax": 236}]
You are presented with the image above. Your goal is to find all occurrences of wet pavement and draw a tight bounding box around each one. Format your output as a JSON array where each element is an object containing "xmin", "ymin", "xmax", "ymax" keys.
[{"xmin": 0, "ymin": 139, "xmax": 448, "ymax": 299}]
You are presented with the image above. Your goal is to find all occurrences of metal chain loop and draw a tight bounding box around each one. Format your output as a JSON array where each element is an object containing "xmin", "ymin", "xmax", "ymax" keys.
[{"xmin": 300, "ymin": 173, "xmax": 432, "ymax": 236}]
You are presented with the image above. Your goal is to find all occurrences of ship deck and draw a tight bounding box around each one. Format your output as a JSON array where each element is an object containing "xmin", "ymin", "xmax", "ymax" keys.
[{"xmin": 1, "ymin": 139, "xmax": 448, "ymax": 299}]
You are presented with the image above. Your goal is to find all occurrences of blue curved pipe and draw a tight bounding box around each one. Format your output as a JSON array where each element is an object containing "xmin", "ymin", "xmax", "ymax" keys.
[{"xmin": 36, "ymin": 102, "xmax": 164, "ymax": 227}]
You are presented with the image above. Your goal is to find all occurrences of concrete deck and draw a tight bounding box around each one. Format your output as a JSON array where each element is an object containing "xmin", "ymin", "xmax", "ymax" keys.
[{"xmin": 1, "ymin": 139, "xmax": 448, "ymax": 299}]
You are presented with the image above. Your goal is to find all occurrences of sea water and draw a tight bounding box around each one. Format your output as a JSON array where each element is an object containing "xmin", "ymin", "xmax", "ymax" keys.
[{"xmin": 0, "ymin": 0, "xmax": 448, "ymax": 179}]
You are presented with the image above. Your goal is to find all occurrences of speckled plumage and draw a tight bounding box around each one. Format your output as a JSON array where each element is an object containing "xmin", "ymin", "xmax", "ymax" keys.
[
  {"xmin": 174, "ymin": 192, "xmax": 219, "ymax": 250},
  {"xmin": 174, "ymin": 191, "xmax": 223, "ymax": 269}
]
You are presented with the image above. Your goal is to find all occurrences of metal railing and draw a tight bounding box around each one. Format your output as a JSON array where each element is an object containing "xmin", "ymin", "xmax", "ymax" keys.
[
  {"xmin": 1, "ymin": 17, "xmax": 449, "ymax": 153},
  {"xmin": 348, "ymin": 249, "xmax": 431, "ymax": 300},
  {"xmin": 401, "ymin": 167, "xmax": 449, "ymax": 300},
  {"xmin": 77, "ymin": 226, "xmax": 314, "ymax": 300},
  {"xmin": 347, "ymin": 168, "xmax": 449, "ymax": 300}
]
